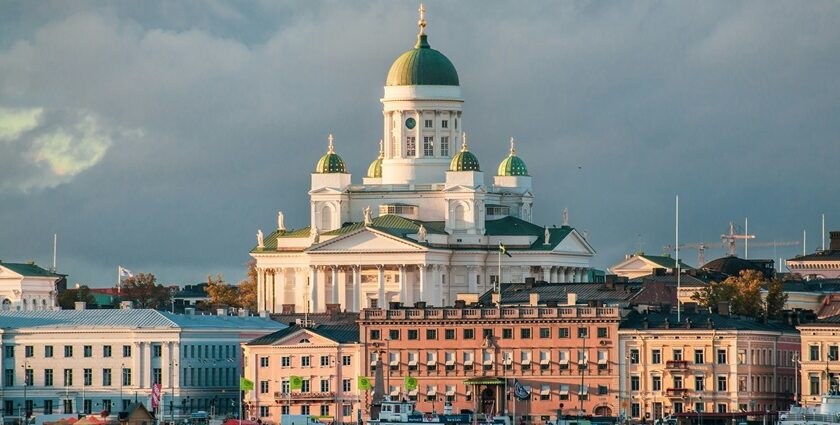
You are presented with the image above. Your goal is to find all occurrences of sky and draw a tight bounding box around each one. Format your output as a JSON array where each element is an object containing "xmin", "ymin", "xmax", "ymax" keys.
[{"xmin": 1, "ymin": 1, "xmax": 839, "ymax": 288}]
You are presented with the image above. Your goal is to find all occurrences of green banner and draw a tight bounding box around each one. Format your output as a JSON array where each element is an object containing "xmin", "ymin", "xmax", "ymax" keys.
[
  {"xmin": 404, "ymin": 375, "xmax": 417, "ymax": 391},
  {"xmin": 240, "ymin": 377, "xmax": 254, "ymax": 391},
  {"xmin": 290, "ymin": 375, "xmax": 304, "ymax": 390},
  {"xmin": 358, "ymin": 376, "xmax": 372, "ymax": 390}
]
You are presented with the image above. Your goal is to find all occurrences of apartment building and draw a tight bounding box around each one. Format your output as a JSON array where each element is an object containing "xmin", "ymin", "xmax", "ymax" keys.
[{"xmin": 796, "ymin": 318, "xmax": 840, "ymax": 406}]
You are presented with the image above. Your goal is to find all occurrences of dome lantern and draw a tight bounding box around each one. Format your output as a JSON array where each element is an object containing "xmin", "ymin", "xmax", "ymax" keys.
[
  {"xmin": 385, "ymin": 4, "xmax": 459, "ymax": 87},
  {"xmin": 366, "ymin": 140, "xmax": 384, "ymax": 178},
  {"xmin": 497, "ymin": 137, "xmax": 529, "ymax": 176},
  {"xmin": 449, "ymin": 133, "xmax": 481, "ymax": 172},
  {"xmin": 314, "ymin": 134, "xmax": 348, "ymax": 174}
]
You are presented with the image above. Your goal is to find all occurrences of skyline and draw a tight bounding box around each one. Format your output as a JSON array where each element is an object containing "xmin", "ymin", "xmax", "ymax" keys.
[{"xmin": 1, "ymin": 1, "xmax": 839, "ymax": 287}]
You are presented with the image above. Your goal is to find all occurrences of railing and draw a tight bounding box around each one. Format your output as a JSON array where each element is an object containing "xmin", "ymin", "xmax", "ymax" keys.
[
  {"xmin": 665, "ymin": 388, "xmax": 689, "ymax": 397},
  {"xmin": 274, "ymin": 391, "xmax": 335, "ymax": 401},
  {"xmin": 779, "ymin": 413, "xmax": 840, "ymax": 423},
  {"xmin": 666, "ymin": 360, "xmax": 689, "ymax": 370},
  {"xmin": 359, "ymin": 307, "xmax": 621, "ymax": 320}
]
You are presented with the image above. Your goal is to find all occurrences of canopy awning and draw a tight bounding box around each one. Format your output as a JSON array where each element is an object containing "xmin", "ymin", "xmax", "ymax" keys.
[{"xmin": 464, "ymin": 377, "xmax": 505, "ymax": 385}]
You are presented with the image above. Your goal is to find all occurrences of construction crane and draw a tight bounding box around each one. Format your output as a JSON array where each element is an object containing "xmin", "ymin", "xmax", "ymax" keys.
[
  {"xmin": 722, "ymin": 221, "xmax": 755, "ymax": 257},
  {"xmin": 663, "ymin": 242, "xmax": 725, "ymax": 267},
  {"xmin": 664, "ymin": 221, "xmax": 801, "ymax": 266}
]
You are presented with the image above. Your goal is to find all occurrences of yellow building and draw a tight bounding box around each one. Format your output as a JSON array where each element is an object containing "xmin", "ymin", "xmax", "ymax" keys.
[
  {"xmin": 619, "ymin": 310, "xmax": 800, "ymax": 422},
  {"xmin": 796, "ymin": 319, "xmax": 840, "ymax": 407}
]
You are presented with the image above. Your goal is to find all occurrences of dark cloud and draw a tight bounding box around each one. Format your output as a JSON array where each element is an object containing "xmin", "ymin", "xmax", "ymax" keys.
[{"xmin": 0, "ymin": 1, "xmax": 838, "ymax": 286}]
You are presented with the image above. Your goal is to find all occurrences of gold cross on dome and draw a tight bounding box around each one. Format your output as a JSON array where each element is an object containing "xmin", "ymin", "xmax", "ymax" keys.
[
  {"xmin": 418, "ymin": 4, "xmax": 427, "ymax": 35},
  {"xmin": 510, "ymin": 137, "xmax": 517, "ymax": 155},
  {"xmin": 328, "ymin": 134, "xmax": 335, "ymax": 153}
]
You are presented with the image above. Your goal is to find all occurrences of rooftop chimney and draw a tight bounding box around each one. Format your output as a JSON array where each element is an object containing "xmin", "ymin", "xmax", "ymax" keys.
[
  {"xmin": 529, "ymin": 293, "xmax": 540, "ymax": 306},
  {"xmin": 567, "ymin": 293, "xmax": 577, "ymax": 306},
  {"xmin": 831, "ymin": 231, "xmax": 840, "ymax": 251},
  {"xmin": 492, "ymin": 292, "xmax": 501, "ymax": 306},
  {"xmin": 74, "ymin": 301, "xmax": 86, "ymax": 311},
  {"xmin": 717, "ymin": 301, "xmax": 731, "ymax": 316},
  {"xmin": 185, "ymin": 307, "xmax": 195, "ymax": 316},
  {"xmin": 414, "ymin": 301, "xmax": 427, "ymax": 309}
]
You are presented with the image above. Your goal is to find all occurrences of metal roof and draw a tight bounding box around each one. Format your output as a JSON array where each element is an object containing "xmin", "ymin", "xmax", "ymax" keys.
[
  {"xmin": 0, "ymin": 262, "xmax": 63, "ymax": 277},
  {"xmin": 0, "ymin": 309, "xmax": 285, "ymax": 331}
]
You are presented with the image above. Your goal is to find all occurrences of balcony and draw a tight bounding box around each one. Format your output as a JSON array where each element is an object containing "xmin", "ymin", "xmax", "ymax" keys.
[
  {"xmin": 665, "ymin": 360, "xmax": 689, "ymax": 370},
  {"xmin": 274, "ymin": 392, "xmax": 335, "ymax": 401},
  {"xmin": 665, "ymin": 388, "xmax": 689, "ymax": 398}
]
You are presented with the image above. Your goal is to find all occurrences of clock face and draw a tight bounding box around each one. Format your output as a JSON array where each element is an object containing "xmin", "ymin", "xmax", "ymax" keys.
[{"xmin": 405, "ymin": 117, "xmax": 416, "ymax": 129}]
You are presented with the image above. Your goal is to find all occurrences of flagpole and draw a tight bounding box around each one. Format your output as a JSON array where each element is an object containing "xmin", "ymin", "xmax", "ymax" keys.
[{"xmin": 676, "ymin": 195, "xmax": 681, "ymax": 323}]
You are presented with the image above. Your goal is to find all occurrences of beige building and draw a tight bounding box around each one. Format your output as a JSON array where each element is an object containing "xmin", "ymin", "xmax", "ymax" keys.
[
  {"xmin": 619, "ymin": 310, "xmax": 800, "ymax": 422},
  {"xmin": 796, "ymin": 319, "xmax": 840, "ymax": 407},
  {"xmin": 0, "ymin": 261, "xmax": 64, "ymax": 311},
  {"xmin": 242, "ymin": 323, "xmax": 362, "ymax": 425}
]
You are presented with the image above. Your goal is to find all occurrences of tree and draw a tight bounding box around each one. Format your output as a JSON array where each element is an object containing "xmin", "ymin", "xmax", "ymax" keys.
[
  {"xmin": 237, "ymin": 259, "xmax": 258, "ymax": 312},
  {"xmin": 206, "ymin": 274, "xmax": 238, "ymax": 308},
  {"xmin": 58, "ymin": 285, "xmax": 97, "ymax": 309},
  {"xmin": 764, "ymin": 278, "xmax": 788, "ymax": 320},
  {"xmin": 120, "ymin": 273, "xmax": 170, "ymax": 309},
  {"xmin": 692, "ymin": 269, "xmax": 769, "ymax": 318}
]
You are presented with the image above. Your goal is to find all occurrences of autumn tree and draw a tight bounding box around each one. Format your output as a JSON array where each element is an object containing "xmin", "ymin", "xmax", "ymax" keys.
[
  {"xmin": 764, "ymin": 278, "xmax": 789, "ymax": 320},
  {"xmin": 237, "ymin": 259, "xmax": 258, "ymax": 312},
  {"xmin": 692, "ymin": 269, "xmax": 787, "ymax": 319},
  {"xmin": 205, "ymin": 260, "xmax": 258, "ymax": 311},
  {"xmin": 120, "ymin": 273, "xmax": 171, "ymax": 309},
  {"xmin": 58, "ymin": 285, "xmax": 97, "ymax": 309}
]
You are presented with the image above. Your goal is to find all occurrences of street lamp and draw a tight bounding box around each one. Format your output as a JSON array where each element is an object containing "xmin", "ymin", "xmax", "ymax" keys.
[
  {"xmin": 22, "ymin": 361, "xmax": 31, "ymax": 420},
  {"xmin": 120, "ymin": 363, "xmax": 125, "ymax": 412},
  {"xmin": 793, "ymin": 352, "xmax": 800, "ymax": 406}
]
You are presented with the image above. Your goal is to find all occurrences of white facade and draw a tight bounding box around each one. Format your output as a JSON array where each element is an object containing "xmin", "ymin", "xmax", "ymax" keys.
[
  {"xmin": 0, "ymin": 309, "xmax": 283, "ymax": 420},
  {"xmin": 0, "ymin": 262, "xmax": 62, "ymax": 311},
  {"xmin": 251, "ymin": 12, "xmax": 596, "ymax": 314}
]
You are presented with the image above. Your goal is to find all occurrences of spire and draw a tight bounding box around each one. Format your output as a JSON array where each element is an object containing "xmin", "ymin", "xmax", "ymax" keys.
[
  {"xmin": 327, "ymin": 134, "xmax": 335, "ymax": 153},
  {"xmin": 509, "ymin": 137, "xmax": 517, "ymax": 155},
  {"xmin": 418, "ymin": 4, "xmax": 427, "ymax": 36},
  {"xmin": 378, "ymin": 139, "xmax": 384, "ymax": 158},
  {"xmin": 461, "ymin": 132, "xmax": 468, "ymax": 151}
]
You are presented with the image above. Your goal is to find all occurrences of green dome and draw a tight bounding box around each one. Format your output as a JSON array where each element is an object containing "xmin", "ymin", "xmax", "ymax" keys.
[
  {"xmin": 497, "ymin": 139, "xmax": 529, "ymax": 176},
  {"xmin": 314, "ymin": 135, "xmax": 347, "ymax": 174},
  {"xmin": 366, "ymin": 157, "xmax": 382, "ymax": 178},
  {"xmin": 386, "ymin": 34, "xmax": 459, "ymax": 86},
  {"xmin": 450, "ymin": 140, "xmax": 480, "ymax": 172}
]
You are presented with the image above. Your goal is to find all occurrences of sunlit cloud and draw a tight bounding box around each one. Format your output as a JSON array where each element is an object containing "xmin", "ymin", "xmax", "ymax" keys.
[{"xmin": 0, "ymin": 107, "xmax": 43, "ymax": 142}]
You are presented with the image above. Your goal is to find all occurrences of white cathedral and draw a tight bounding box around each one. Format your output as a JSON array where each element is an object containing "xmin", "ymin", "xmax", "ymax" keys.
[{"xmin": 252, "ymin": 7, "xmax": 595, "ymax": 314}]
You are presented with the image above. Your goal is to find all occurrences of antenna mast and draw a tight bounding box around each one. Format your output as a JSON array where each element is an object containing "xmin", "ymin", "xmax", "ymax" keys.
[{"xmin": 52, "ymin": 234, "xmax": 57, "ymax": 272}]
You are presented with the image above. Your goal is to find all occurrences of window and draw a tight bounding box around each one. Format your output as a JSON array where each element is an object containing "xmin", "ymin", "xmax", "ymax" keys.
[
  {"xmin": 831, "ymin": 346, "xmax": 839, "ymax": 362},
  {"xmin": 539, "ymin": 328, "xmax": 551, "ymax": 339},
  {"xmin": 389, "ymin": 329, "xmax": 400, "ymax": 340},
  {"xmin": 4, "ymin": 346, "xmax": 13, "ymax": 358},
  {"xmin": 631, "ymin": 403, "xmax": 640, "ymax": 418},
  {"xmin": 520, "ymin": 328, "xmax": 532, "ymax": 339},
  {"xmin": 45, "ymin": 345, "xmax": 54, "ymax": 358},
  {"xmin": 406, "ymin": 137, "xmax": 416, "ymax": 157},
  {"xmin": 718, "ymin": 404, "xmax": 727, "ymax": 413},
  {"xmin": 301, "ymin": 356, "xmax": 311, "ymax": 367},
  {"xmin": 370, "ymin": 329, "xmax": 381, "ymax": 340},
  {"xmin": 482, "ymin": 329, "xmax": 494, "ymax": 338},
  {"xmin": 321, "ymin": 405, "xmax": 330, "ymax": 417},
  {"xmin": 695, "ymin": 376, "xmax": 705, "ymax": 391},
  {"xmin": 45, "ymin": 369, "xmax": 54, "ymax": 386},
  {"xmin": 673, "ymin": 349, "xmax": 683, "ymax": 361},
  {"xmin": 321, "ymin": 355, "xmax": 330, "ymax": 367},
  {"xmin": 694, "ymin": 349, "xmax": 705, "ymax": 364},
  {"xmin": 597, "ymin": 327, "xmax": 608, "ymax": 338},
  {"xmin": 810, "ymin": 375, "xmax": 820, "ymax": 395},
  {"xmin": 103, "ymin": 369, "xmax": 111, "ymax": 386},
  {"xmin": 122, "ymin": 368, "xmax": 131, "ymax": 386},
  {"xmin": 282, "ymin": 356, "xmax": 291, "ymax": 367},
  {"xmin": 426, "ymin": 329, "xmax": 437, "ymax": 340},
  {"xmin": 652, "ymin": 376, "xmax": 661, "ymax": 391},
  {"xmin": 502, "ymin": 328, "xmax": 513, "ymax": 339},
  {"xmin": 343, "ymin": 379, "xmax": 352, "ymax": 392},
  {"xmin": 153, "ymin": 368, "xmax": 161, "ymax": 385},
  {"xmin": 695, "ymin": 402, "xmax": 704, "ymax": 413},
  {"xmin": 64, "ymin": 369, "xmax": 73, "ymax": 386},
  {"xmin": 260, "ymin": 406, "xmax": 269, "ymax": 417},
  {"xmin": 629, "ymin": 349, "xmax": 640, "ymax": 364},
  {"xmin": 440, "ymin": 136, "xmax": 450, "ymax": 156},
  {"xmin": 630, "ymin": 376, "xmax": 640, "ymax": 391},
  {"xmin": 717, "ymin": 349, "xmax": 727, "ymax": 364},
  {"xmin": 424, "ymin": 119, "xmax": 433, "ymax": 128},
  {"xmin": 84, "ymin": 369, "xmax": 92, "ymax": 386},
  {"xmin": 260, "ymin": 357, "xmax": 269, "ymax": 367},
  {"xmin": 674, "ymin": 376, "xmax": 683, "ymax": 389},
  {"xmin": 578, "ymin": 327, "xmax": 588, "ymax": 338},
  {"xmin": 455, "ymin": 118, "xmax": 458, "ymax": 129},
  {"xmin": 321, "ymin": 378, "xmax": 330, "ymax": 392},
  {"xmin": 423, "ymin": 136, "xmax": 434, "ymax": 156},
  {"xmin": 445, "ymin": 329, "xmax": 456, "ymax": 340},
  {"xmin": 64, "ymin": 400, "xmax": 73, "ymax": 414},
  {"xmin": 260, "ymin": 381, "xmax": 269, "ymax": 394},
  {"xmin": 408, "ymin": 329, "xmax": 419, "ymax": 340},
  {"xmin": 717, "ymin": 376, "xmax": 727, "ymax": 392},
  {"xmin": 123, "ymin": 345, "xmax": 132, "ymax": 357},
  {"xmin": 558, "ymin": 328, "xmax": 570, "ymax": 338},
  {"xmin": 64, "ymin": 345, "xmax": 73, "ymax": 358},
  {"xmin": 301, "ymin": 405, "xmax": 310, "ymax": 415},
  {"xmin": 103, "ymin": 345, "xmax": 112, "ymax": 358},
  {"xmin": 25, "ymin": 368, "xmax": 33, "ymax": 386},
  {"xmin": 673, "ymin": 403, "xmax": 684, "ymax": 414},
  {"xmin": 463, "ymin": 329, "xmax": 475, "ymax": 339},
  {"xmin": 25, "ymin": 346, "xmax": 34, "ymax": 357},
  {"xmin": 301, "ymin": 379, "xmax": 311, "ymax": 392},
  {"xmin": 84, "ymin": 345, "xmax": 92, "ymax": 357},
  {"xmin": 343, "ymin": 404, "xmax": 352, "ymax": 417},
  {"xmin": 652, "ymin": 349, "xmax": 661, "ymax": 364},
  {"xmin": 44, "ymin": 400, "xmax": 53, "ymax": 415},
  {"xmin": 153, "ymin": 345, "xmax": 162, "ymax": 357},
  {"xmin": 343, "ymin": 355, "xmax": 352, "ymax": 366},
  {"xmin": 441, "ymin": 120, "xmax": 448, "ymax": 129}
]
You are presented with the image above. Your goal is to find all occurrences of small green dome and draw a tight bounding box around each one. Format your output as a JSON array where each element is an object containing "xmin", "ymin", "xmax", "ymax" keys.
[
  {"xmin": 497, "ymin": 139, "xmax": 529, "ymax": 176},
  {"xmin": 367, "ymin": 157, "xmax": 382, "ymax": 178},
  {"xmin": 314, "ymin": 135, "xmax": 347, "ymax": 174},
  {"xmin": 386, "ymin": 34, "xmax": 459, "ymax": 86},
  {"xmin": 450, "ymin": 138, "xmax": 480, "ymax": 172}
]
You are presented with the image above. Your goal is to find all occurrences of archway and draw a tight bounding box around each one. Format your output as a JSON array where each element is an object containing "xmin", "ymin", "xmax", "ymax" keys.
[
  {"xmin": 453, "ymin": 204, "xmax": 467, "ymax": 229},
  {"xmin": 594, "ymin": 405, "xmax": 612, "ymax": 417},
  {"xmin": 1, "ymin": 299, "xmax": 10, "ymax": 311}
]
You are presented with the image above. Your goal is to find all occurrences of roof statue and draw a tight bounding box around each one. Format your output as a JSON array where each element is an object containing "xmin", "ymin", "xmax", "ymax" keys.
[
  {"xmin": 277, "ymin": 210, "xmax": 286, "ymax": 231},
  {"xmin": 563, "ymin": 208, "xmax": 569, "ymax": 226},
  {"xmin": 310, "ymin": 226, "xmax": 320, "ymax": 244},
  {"xmin": 544, "ymin": 226, "xmax": 550, "ymax": 245},
  {"xmin": 363, "ymin": 205, "xmax": 373, "ymax": 225},
  {"xmin": 418, "ymin": 224, "xmax": 427, "ymax": 242},
  {"xmin": 257, "ymin": 229, "xmax": 264, "ymax": 248}
]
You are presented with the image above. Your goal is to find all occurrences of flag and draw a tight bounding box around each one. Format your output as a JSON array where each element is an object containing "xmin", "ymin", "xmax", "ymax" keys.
[
  {"xmin": 404, "ymin": 375, "xmax": 417, "ymax": 391},
  {"xmin": 240, "ymin": 377, "xmax": 254, "ymax": 391},
  {"xmin": 499, "ymin": 242, "xmax": 512, "ymax": 257},
  {"xmin": 513, "ymin": 379, "xmax": 530, "ymax": 400},
  {"xmin": 118, "ymin": 266, "xmax": 134, "ymax": 279},
  {"xmin": 290, "ymin": 376, "xmax": 303, "ymax": 390},
  {"xmin": 358, "ymin": 376, "xmax": 372, "ymax": 391},
  {"xmin": 151, "ymin": 383, "xmax": 161, "ymax": 409}
]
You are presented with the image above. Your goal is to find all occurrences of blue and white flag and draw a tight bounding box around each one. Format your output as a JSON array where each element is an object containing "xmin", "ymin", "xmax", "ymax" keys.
[
  {"xmin": 513, "ymin": 379, "xmax": 530, "ymax": 400},
  {"xmin": 118, "ymin": 266, "xmax": 134, "ymax": 279}
]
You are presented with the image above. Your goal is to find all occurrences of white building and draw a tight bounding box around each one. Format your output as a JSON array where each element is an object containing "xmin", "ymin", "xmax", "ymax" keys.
[
  {"xmin": 0, "ymin": 261, "xmax": 64, "ymax": 311},
  {"xmin": 0, "ymin": 308, "xmax": 283, "ymax": 420},
  {"xmin": 251, "ymin": 6, "xmax": 596, "ymax": 314}
]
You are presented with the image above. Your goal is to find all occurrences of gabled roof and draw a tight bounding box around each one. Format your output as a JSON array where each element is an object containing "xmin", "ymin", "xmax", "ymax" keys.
[
  {"xmin": 247, "ymin": 324, "xmax": 359, "ymax": 345},
  {"xmin": 0, "ymin": 261, "xmax": 63, "ymax": 278},
  {"xmin": 638, "ymin": 255, "xmax": 693, "ymax": 270},
  {"xmin": 788, "ymin": 250, "xmax": 840, "ymax": 262},
  {"xmin": 620, "ymin": 310, "xmax": 797, "ymax": 332},
  {"xmin": 0, "ymin": 309, "xmax": 285, "ymax": 331},
  {"xmin": 477, "ymin": 282, "xmax": 640, "ymax": 306}
]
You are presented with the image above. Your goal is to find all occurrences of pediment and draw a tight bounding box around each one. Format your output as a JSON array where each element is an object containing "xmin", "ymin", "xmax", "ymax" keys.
[
  {"xmin": 441, "ymin": 185, "xmax": 486, "ymax": 193},
  {"xmin": 309, "ymin": 187, "xmax": 345, "ymax": 195},
  {"xmin": 613, "ymin": 258, "xmax": 652, "ymax": 271},
  {"xmin": 272, "ymin": 329, "xmax": 339, "ymax": 347},
  {"xmin": 553, "ymin": 229, "xmax": 596, "ymax": 256},
  {"xmin": 307, "ymin": 228, "xmax": 426, "ymax": 253}
]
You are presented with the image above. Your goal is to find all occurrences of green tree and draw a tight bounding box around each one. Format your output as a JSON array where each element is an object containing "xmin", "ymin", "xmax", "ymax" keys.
[
  {"xmin": 58, "ymin": 285, "xmax": 97, "ymax": 309},
  {"xmin": 206, "ymin": 274, "xmax": 239, "ymax": 308},
  {"xmin": 120, "ymin": 273, "xmax": 170, "ymax": 309},
  {"xmin": 237, "ymin": 259, "xmax": 258, "ymax": 312},
  {"xmin": 692, "ymin": 270, "xmax": 781, "ymax": 319},
  {"xmin": 764, "ymin": 278, "xmax": 788, "ymax": 320}
]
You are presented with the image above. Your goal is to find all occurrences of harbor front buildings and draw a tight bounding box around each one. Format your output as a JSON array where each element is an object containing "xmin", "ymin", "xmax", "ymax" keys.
[{"xmin": 358, "ymin": 303, "xmax": 622, "ymax": 422}]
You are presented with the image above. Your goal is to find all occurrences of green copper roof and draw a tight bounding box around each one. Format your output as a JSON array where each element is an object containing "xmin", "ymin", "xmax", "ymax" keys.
[
  {"xmin": 366, "ymin": 157, "xmax": 382, "ymax": 178},
  {"xmin": 449, "ymin": 144, "xmax": 480, "ymax": 172},
  {"xmin": 314, "ymin": 135, "xmax": 347, "ymax": 173},
  {"xmin": 386, "ymin": 35, "xmax": 459, "ymax": 86},
  {"xmin": 497, "ymin": 140, "xmax": 528, "ymax": 176}
]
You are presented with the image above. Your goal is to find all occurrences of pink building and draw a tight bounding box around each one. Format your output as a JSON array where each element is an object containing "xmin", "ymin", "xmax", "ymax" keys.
[
  {"xmin": 243, "ymin": 324, "xmax": 362, "ymax": 424},
  {"xmin": 358, "ymin": 304, "xmax": 622, "ymax": 423}
]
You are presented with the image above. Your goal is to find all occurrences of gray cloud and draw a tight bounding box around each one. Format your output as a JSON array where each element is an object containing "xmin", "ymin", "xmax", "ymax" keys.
[{"xmin": 0, "ymin": 1, "xmax": 838, "ymax": 286}]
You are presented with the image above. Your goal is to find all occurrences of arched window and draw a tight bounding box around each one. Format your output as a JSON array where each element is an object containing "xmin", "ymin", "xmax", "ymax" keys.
[
  {"xmin": 1, "ymin": 299, "xmax": 10, "ymax": 311},
  {"xmin": 453, "ymin": 204, "xmax": 466, "ymax": 229},
  {"xmin": 320, "ymin": 205, "xmax": 333, "ymax": 231}
]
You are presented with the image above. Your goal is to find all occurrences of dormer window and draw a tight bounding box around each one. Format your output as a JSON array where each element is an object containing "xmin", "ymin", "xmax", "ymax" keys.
[
  {"xmin": 486, "ymin": 205, "xmax": 510, "ymax": 218},
  {"xmin": 379, "ymin": 203, "xmax": 419, "ymax": 219}
]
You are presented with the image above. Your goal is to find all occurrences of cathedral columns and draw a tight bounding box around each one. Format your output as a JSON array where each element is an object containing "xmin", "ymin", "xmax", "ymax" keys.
[
  {"xmin": 542, "ymin": 266, "xmax": 551, "ymax": 283},
  {"xmin": 295, "ymin": 268, "xmax": 306, "ymax": 311},
  {"xmin": 308, "ymin": 266, "xmax": 318, "ymax": 313},
  {"xmin": 440, "ymin": 265, "xmax": 450, "ymax": 306},
  {"xmin": 274, "ymin": 268, "xmax": 286, "ymax": 313},
  {"xmin": 338, "ymin": 267, "xmax": 347, "ymax": 309},
  {"xmin": 352, "ymin": 266, "xmax": 361, "ymax": 312},
  {"xmin": 377, "ymin": 265, "xmax": 386, "ymax": 309},
  {"xmin": 331, "ymin": 266, "xmax": 339, "ymax": 305},
  {"xmin": 467, "ymin": 266, "xmax": 477, "ymax": 293},
  {"xmin": 418, "ymin": 265, "xmax": 427, "ymax": 304},
  {"xmin": 256, "ymin": 267, "xmax": 265, "ymax": 311},
  {"xmin": 398, "ymin": 265, "xmax": 407, "ymax": 306}
]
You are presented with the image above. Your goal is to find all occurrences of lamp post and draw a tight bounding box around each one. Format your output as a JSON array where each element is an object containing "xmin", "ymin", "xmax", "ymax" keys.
[
  {"xmin": 120, "ymin": 363, "xmax": 126, "ymax": 413},
  {"xmin": 793, "ymin": 352, "xmax": 800, "ymax": 406},
  {"xmin": 170, "ymin": 361, "xmax": 179, "ymax": 424},
  {"xmin": 22, "ymin": 361, "xmax": 31, "ymax": 420}
]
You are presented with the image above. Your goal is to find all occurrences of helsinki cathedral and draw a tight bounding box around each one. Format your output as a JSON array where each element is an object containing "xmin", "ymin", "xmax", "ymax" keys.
[{"xmin": 251, "ymin": 6, "xmax": 595, "ymax": 314}]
